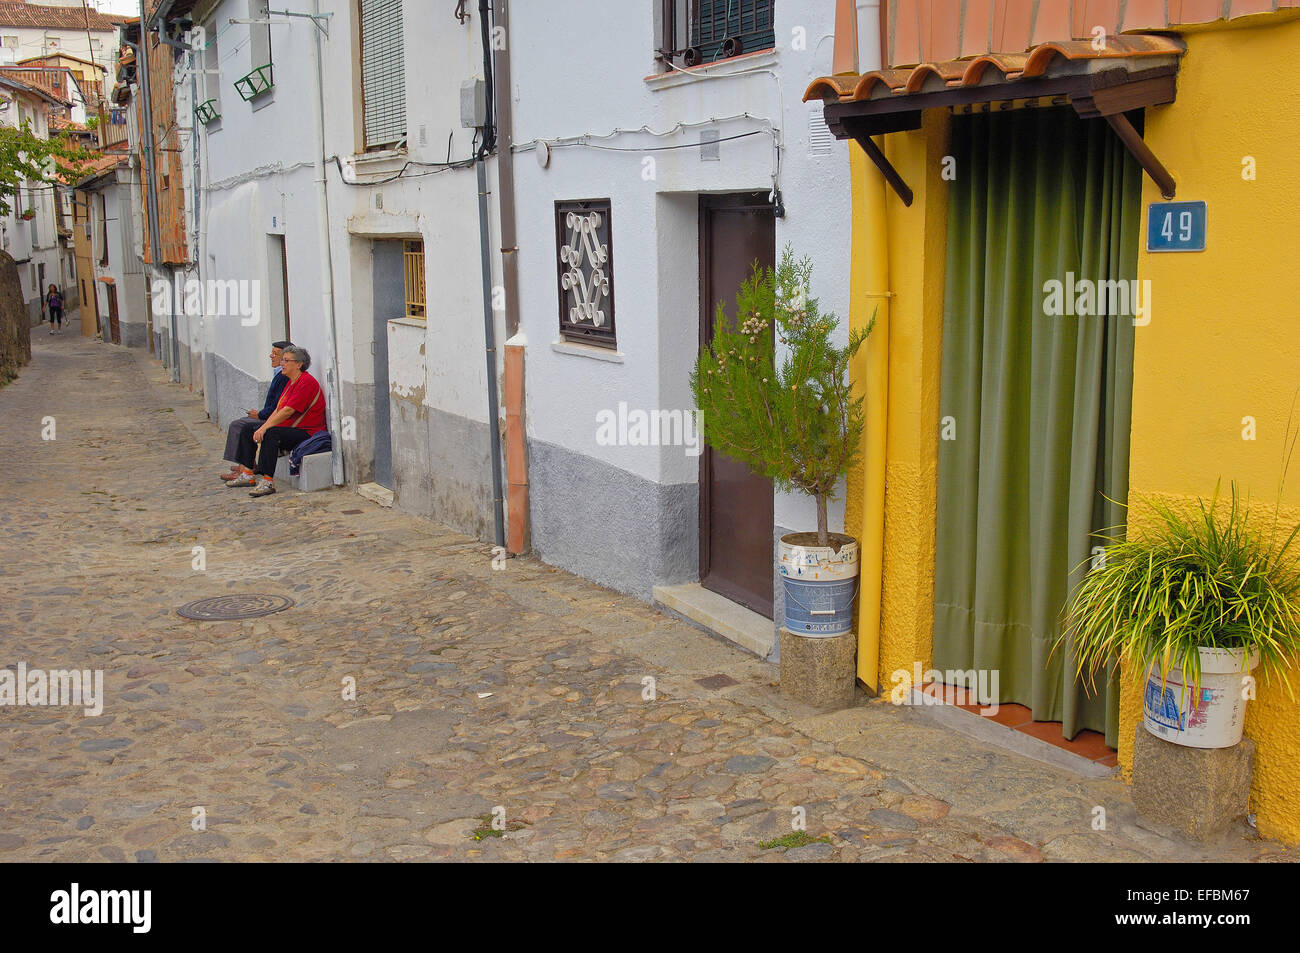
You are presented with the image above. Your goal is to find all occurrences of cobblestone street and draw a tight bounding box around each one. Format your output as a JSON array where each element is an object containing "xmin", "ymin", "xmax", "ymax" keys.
[{"xmin": 2, "ymin": 321, "xmax": 1295, "ymax": 863}]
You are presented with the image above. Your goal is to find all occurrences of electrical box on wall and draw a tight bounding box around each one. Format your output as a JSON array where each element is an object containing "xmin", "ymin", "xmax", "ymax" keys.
[{"xmin": 460, "ymin": 79, "xmax": 486, "ymax": 129}]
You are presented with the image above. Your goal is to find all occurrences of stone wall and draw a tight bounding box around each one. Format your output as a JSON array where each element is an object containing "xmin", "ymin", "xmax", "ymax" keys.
[{"xmin": 0, "ymin": 252, "xmax": 30, "ymax": 385}]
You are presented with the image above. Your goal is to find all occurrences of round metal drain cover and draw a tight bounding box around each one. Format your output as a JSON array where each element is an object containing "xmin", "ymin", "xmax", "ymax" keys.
[{"xmin": 177, "ymin": 594, "xmax": 294, "ymax": 621}]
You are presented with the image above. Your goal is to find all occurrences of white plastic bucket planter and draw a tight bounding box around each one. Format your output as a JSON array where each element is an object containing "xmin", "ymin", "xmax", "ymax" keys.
[
  {"xmin": 1142, "ymin": 646, "xmax": 1259, "ymax": 749},
  {"xmin": 778, "ymin": 533, "xmax": 859, "ymax": 637}
]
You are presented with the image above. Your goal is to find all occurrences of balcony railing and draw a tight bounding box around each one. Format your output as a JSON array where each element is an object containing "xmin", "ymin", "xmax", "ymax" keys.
[
  {"xmin": 196, "ymin": 99, "xmax": 221, "ymax": 125},
  {"xmin": 233, "ymin": 64, "xmax": 274, "ymax": 102}
]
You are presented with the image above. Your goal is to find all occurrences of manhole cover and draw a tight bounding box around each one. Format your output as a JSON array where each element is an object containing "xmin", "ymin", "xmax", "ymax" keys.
[{"xmin": 177, "ymin": 594, "xmax": 294, "ymax": 621}]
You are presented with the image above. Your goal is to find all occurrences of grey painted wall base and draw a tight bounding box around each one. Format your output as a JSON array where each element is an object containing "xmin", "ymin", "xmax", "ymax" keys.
[
  {"xmin": 120, "ymin": 321, "xmax": 148, "ymax": 349},
  {"xmin": 389, "ymin": 397, "xmax": 495, "ymax": 541},
  {"xmin": 340, "ymin": 380, "xmax": 377, "ymax": 488},
  {"xmin": 204, "ymin": 349, "xmax": 272, "ymax": 435},
  {"xmin": 529, "ymin": 438, "xmax": 698, "ymax": 602}
]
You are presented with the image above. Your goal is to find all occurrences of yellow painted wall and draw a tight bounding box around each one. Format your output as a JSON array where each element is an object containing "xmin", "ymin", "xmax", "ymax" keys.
[
  {"xmin": 845, "ymin": 110, "xmax": 949, "ymax": 690},
  {"xmin": 1123, "ymin": 15, "xmax": 1300, "ymax": 845}
]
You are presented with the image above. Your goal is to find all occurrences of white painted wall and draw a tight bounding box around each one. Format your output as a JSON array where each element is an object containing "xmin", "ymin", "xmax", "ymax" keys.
[
  {"xmin": 196, "ymin": 0, "xmax": 331, "ymax": 399},
  {"xmin": 507, "ymin": 0, "xmax": 850, "ymax": 531},
  {"xmin": 0, "ymin": 25, "xmax": 118, "ymax": 73},
  {"xmin": 319, "ymin": 0, "xmax": 500, "ymax": 428}
]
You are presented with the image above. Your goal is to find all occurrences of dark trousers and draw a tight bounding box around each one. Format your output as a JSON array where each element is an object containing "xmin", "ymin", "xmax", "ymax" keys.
[
  {"xmin": 224, "ymin": 417, "xmax": 261, "ymax": 468},
  {"xmin": 254, "ymin": 427, "xmax": 312, "ymax": 477}
]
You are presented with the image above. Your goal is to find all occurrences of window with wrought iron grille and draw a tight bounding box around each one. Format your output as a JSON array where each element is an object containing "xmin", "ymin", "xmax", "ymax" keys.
[
  {"xmin": 359, "ymin": 0, "xmax": 406, "ymax": 151},
  {"xmin": 555, "ymin": 200, "xmax": 616, "ymax": 348},
  {"xmin": 403, "ymin": 239, "xmax": 426, "ymax": 319},
  {"xmin": 657, "ymin": 0, "xmax": 775, "ymax": 69}
]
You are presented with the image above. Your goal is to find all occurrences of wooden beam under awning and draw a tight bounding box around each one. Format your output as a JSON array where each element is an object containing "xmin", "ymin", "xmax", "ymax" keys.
[{"xmin": 823, "ymin": 66, "xmax": 1181, "ymax": 202}]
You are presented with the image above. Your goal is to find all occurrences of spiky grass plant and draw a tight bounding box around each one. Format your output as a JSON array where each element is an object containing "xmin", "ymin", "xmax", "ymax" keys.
[
  {"xmin": 689, "ymin": 245, "xmax": 872, "ymax": 547},
  {"xmin": 1062, "ymin": 483, "xmax": 1300, "ymax": 698}
]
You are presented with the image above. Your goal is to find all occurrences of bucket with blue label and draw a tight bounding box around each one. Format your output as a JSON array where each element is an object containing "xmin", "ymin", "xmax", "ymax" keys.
[
  {"xmin": 778, "ymin": 533, "xmax": 859, "ymax": 637},
  {"xmin": 1142, "ymin": 647, "xmax": 1258, "ymax": 748}
]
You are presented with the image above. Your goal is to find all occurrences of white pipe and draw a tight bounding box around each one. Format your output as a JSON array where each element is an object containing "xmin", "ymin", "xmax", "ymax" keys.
[
  {"xmin": 309, "ymin": 0, "xmax": 344, "ymax": 485},
  {"xmin": 856, "ymin": 0, "xmax": 882, "ymax": 73}
]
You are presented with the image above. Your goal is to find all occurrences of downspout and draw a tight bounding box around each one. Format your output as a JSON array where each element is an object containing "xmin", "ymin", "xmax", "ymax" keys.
[
  {"xmin": 494, "ymin": 0, "xmax": 527, "ymax": 554},
  {"xmin": 841, "ymin": 0, "xmax": 890, "ymax": 693},
  {"xmin": 856, "ymin": 143, "xmax": 890, "ymax": 694},
  {"xmin": 477, "ymin": 0, "xmax": 506, "ymax": 548},
  {"xmin": 309, "ymin": 0, "xmax": 345, "ymax": 485},
  {"xmin": 140, "ymin": 1, "xmax": 178, "ymax": 380},
  {"xmin": 131, "ymin": 14, "xmax": 175, "ymax": 379}
]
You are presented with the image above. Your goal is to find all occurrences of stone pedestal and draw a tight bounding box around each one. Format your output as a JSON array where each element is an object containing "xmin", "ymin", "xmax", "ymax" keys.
[
  {"xmin": 1131, "ymin": 725, "xmax": 1254, "ymax": 841},
  {"xmin": 779, "ymin": 628, "xmax": 856, "ymax": 709}
]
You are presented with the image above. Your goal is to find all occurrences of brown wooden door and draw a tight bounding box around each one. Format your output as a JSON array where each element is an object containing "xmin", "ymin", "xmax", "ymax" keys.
[
  {"xmin": 699, "ymin": 193, "xmax": 775, "ymax": 618},
  {"xmin": 106, "ymin": 284, "xmax": 120, "ymax": 345}
]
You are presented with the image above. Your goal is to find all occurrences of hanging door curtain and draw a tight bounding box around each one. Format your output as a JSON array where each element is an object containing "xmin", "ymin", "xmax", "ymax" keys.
[{"xmin": 934, "ymin": 107, "xmax": 1142, "ymax": 748}]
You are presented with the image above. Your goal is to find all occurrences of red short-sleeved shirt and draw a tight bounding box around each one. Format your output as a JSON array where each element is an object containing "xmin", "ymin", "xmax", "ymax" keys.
[{"xmin": 275, "ymin": 371, "xmax": 327, "ymax": 435}]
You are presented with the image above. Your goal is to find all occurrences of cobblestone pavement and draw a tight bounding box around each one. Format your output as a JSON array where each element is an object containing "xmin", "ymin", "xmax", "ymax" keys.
[{"xmin": 1, "ymin": 319, "xmax": 1296, "ymax": 863}]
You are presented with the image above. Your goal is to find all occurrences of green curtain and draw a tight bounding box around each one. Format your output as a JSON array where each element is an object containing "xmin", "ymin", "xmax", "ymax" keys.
[{"xmin": 933, "ymin": 108, "xmax": 1141, "ymax": 747}]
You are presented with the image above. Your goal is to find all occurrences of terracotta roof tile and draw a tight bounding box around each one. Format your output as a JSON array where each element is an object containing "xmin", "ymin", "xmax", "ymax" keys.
[
  {"xmin": 805, "ymin": 34, "xmax": 1186, "ymax": 105},
  {"xmin": 889, "ymin": 0, "xmax": 1300, "ymax": 67},
  {"xmin": 0, "ymin": 2, "xmax": 122, "ymax": 30}
]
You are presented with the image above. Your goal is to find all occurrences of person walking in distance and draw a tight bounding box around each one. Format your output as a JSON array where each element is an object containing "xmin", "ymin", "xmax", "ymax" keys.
[{"xmin": 46, "ymin": 285, "xmax": 65, "ymax": 334}]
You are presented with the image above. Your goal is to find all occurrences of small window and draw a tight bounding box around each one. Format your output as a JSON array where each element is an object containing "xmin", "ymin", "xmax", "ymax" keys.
[
  {"xmin": 203, "ymin": 24, "xmax": 222, "ymax": 112},
  {"xmin": 234, "ymin": 0, "xmax": 274, "ymax": 101},
  {"xmin": 359, "ymin": 0, "xmax": 406, "ymax": 150},
  {"xmin": 555, "ymin": 199, "xmax": 615, "ymax": 348},
  {"xmin": 658, "ymin": 0, "xmax": 775, "ymax": 69},
  {"xmin": 97, "ymin": 193, "xmax": 108, "ymax": 265},
  {"xmin": 249, "ymin": 0, "xmax": 272, "ymax": 70},
  {"xmin": 403, "ymin": 239, "xmax": 425, "ymax": 318}
]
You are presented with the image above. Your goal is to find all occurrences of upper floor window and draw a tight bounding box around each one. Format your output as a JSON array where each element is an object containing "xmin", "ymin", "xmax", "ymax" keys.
[
  {"xmin": 556, "ymin": 199, "xmax": 616, "ymax": 348},
  {"xmin": 359, "ymin": 0, "xmax": 406, "ymax": 151},
  {"xmin": 657, "ymin": 0, "xmax": 775, "ymax": 69},
  {"xmin": 233, "ymin": 0, "xmax": 275, "ymax": 101}
]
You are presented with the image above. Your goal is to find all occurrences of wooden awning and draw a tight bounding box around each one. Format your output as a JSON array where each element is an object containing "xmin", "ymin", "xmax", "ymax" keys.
[{"xmin": 804, "ymin": 36, "xmax": 1186, "ymax": 205}]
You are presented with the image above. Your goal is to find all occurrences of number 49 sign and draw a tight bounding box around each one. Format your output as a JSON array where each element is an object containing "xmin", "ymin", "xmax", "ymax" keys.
[{"xmin": 1147, "ymin": 201, "xmax": 1207, "ymax": 252}]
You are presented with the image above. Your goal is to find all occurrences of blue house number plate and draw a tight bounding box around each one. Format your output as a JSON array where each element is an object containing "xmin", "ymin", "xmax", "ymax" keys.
[{"xmin": 1147, "ymin": 201, "xmax": 1207, "ymax": 252}]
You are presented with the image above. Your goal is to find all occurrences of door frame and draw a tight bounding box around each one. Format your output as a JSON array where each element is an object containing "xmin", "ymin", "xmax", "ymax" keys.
[{"xmin": 697, "ymin": 191, "xmax": 776, "ymax": 616}]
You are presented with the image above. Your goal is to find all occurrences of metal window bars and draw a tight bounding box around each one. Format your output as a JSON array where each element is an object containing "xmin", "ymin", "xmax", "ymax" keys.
[{"xmin": 658, "ymin": 0, "xmax": 775, "ymax": 68}]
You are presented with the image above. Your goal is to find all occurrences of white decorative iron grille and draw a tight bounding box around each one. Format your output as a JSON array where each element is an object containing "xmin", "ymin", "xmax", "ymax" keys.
[{"xmin": 556, "ymin": 199, "xmax": 616, "ymax": 347}]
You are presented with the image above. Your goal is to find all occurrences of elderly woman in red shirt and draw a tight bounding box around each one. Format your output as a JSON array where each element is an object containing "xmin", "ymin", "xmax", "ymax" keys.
[{"xmin": 232, "ymin": 345, "xmax": 327, "ymax": 498}]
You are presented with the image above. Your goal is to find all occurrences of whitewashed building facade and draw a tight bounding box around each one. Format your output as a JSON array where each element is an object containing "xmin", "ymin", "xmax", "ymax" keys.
[{"xmin": 142, "ymin": 0, "xmax": 850, "ymax": 659}]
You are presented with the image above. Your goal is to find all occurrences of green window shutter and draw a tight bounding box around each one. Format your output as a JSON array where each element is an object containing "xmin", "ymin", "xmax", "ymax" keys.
[
  {"xmin": 690, "ymin": 0, "xmax": 775, "ymax": 61},
  {"xmin": 361, "ymin": 0, "xmax": 406, "ymax": 149}
]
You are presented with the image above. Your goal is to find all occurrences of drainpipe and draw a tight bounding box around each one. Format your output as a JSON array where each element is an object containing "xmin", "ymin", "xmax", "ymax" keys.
[
  {"xmin": 837, "ymin": 0, "xmax": 890, "ymax": 693},
  {"xmin": 131, "ymin": 14, "xmax": 176, "ymax": 379},
  {"xmin": 477, "ymin": 156, "xmax": 506, "ymax": 549},
  {"xmin": 476, "ymin": 0, "xmax": 505, "ymax": 548},
  {"xmin": 857, "ymin": 145, "xmax": 890, "ymax": 694},
  {"xmin": 494, "ymin": 0, "xmax": 527, "ymax": 554},
  {"xmin": 309, "ymin": 0, "xmax": 345, "ymax": 485}
]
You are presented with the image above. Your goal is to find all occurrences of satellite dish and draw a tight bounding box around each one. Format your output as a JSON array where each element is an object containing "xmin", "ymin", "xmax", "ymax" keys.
[{"xmin": 536, "ymin": 140, "xmax": 551, "ymax": 169}]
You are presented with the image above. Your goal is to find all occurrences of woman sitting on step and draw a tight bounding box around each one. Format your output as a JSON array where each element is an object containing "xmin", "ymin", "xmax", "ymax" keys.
[{"xmin": 226, "ymin": 345, "xmax": 328, "ymax": 498}]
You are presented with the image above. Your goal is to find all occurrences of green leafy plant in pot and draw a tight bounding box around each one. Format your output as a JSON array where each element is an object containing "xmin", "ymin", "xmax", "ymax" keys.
[
  {"xmin": 1061, "ymin": 483, "xmax": 1300, "ymax": 748},
  {"xmin": 690, "ymin": 245, "xmax": 872, "ymax": 638}
]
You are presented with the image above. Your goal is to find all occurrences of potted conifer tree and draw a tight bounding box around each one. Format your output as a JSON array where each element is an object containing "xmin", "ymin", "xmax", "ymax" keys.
[{"xmin": 691, "ymin": 245, "xmax": 872, "ymax": 646}]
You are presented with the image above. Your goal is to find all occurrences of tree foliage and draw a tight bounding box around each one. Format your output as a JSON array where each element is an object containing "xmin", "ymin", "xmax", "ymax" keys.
[
  {"xmin": 690, "ymin": 245, "xmax": 873, "ymax": 545},
  {"xmin": 0, "ymin": 118, "xmax": 95, "ymax": 217}
]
